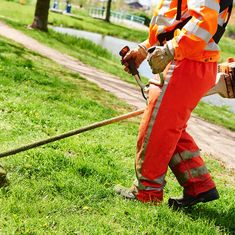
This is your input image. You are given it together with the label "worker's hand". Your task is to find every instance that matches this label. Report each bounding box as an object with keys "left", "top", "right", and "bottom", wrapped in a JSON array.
[
  {"left": 147, "top": 44, "right": 174, "bottom": 74},
  {"left": 122, "top": 44, "right": 147, "bottom": 74}
]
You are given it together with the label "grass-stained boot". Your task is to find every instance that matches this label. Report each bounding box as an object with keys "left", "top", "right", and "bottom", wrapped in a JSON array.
[
  {"left": 168, "top": 187, "right": 220, "bottom": 209},
  {"left": 0, "top": 164, "right": 7, "bottom": 188},
  {"left": 114, "top": 185, "right": 136, "bottom": 200}
]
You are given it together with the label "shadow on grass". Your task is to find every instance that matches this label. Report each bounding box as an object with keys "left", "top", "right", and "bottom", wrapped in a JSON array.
[{"left": 184, "top": 206, "right": 235, "bottom": 234}]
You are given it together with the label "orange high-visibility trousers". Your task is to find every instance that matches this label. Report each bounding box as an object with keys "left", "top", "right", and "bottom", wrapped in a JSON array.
[{"left": 134, "top": 59, "right": 217, "bottom": 203}]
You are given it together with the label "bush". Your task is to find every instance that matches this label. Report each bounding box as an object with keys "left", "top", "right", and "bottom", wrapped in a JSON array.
[{"left": 134, "top": 12, "right": 151, "bottom": 27}]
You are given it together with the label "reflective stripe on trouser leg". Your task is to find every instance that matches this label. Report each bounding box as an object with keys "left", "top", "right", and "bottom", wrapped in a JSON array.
[
  {"left": 134, "top": 84, "right": 164, "bottom": 202},
  {"left": 169, "top": 130, "right": 216, "bottom": 197},
  {"left": 134, "top": 59, "right": 217, "bottom": 203}
]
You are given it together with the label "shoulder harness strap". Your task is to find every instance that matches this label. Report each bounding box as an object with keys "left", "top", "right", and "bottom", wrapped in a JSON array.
[
  {"left": 159, "top": 0, "right": 233, "bottom": 44},
  {"left": 213, "top": 1, "right": 233, "bottom": 43},
  {"left": 176, "top": 0, "right": 182, "bottom": 20}
]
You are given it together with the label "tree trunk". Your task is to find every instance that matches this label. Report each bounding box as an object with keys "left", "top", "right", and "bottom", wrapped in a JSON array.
[
  {"left": 31, "top": 0, "right": 50, "bottom": 31},
  {"left": 105, "top": 0, "right": 112, "bottom": 22}
]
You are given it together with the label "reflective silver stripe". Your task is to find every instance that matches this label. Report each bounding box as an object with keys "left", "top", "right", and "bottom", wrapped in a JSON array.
[
  {"left": 145, "top": 186, "right": 163, "bottom": 191},
  {"left": 188, "top": 0, "right": 219, "bottom": 13},
  {"left": 158, "top": 0, "right": 171, "bottom": 16},
  {"left": 181, "top": 11, "right": 191, "bottom": 19},
  {"left": 218, "top": 15, "right": 224, "bottom": 26},
  {"left": 183, "top": 20, "right": 212, "bottom": 43},
  {"left": 166, "top": 40, "right": 175, "bottom": 56},
  {"left": 150, "top": 15, "right": 158, "bottom": 26},
  {"left": 175, "top": 18, "right": 202, "bottom": 43},
  {"left": 181, "top": 150, "right": 200, "bottom": 161},
  {"left": 139, "top": 62, "right": 176, "bottom": 169},
  {"left": 174, "top": 165, "right": 209, "bottom": 185},
  {"left": 190, "top": 166, "right": 208, "bottom": 178},
  {"left": 134, "top": 179, "right": 164, "bottom": 191},
  {"left": 157, "top": 25, "right": 165, "bottom": 34},
  {"left": 169, "top": 150, "right": 201, "bottom": 168},
  {"left": 137, "top": 172, "right": 166, "bottom": 185},
  {"left": 157, "top": 15, "right": 177, "bottom": 27},
  {"left": 205, "top": 42, "right": 220, "bottom": 51},
  {"left": 175, "top": 31, "right": 185, "bottom": 44}
]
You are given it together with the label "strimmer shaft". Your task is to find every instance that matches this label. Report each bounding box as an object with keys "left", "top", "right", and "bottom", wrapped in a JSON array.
[{"left": 0, "top": 109, "right": 145, "bottom": 159}]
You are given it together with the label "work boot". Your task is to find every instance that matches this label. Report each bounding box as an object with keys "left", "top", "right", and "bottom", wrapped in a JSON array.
[
  {"left": 114, "top": 185, "right": 136, "bottom": 200},
  {"left": 0, "top": 164, "right": 7, "bottom": 188},
  {"left": 168, "top": 187, "right": 220, "bottom": 209}
]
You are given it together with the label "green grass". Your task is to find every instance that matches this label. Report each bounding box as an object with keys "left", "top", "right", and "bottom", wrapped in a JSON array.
[
  {"left": 0, "top": 18, "right": 141, "bottom": 90},
  {"left": 0, "top": 0, "right": 143, "bottom": 86},
  {"left": 219, "top": 37, "right": 235, "bottom": 61},
  {"left": 195, "top": 102, "right": 235, "bottom": 131},
  {"left": 0, "top": 34, "right": 235, "bottom": 235}
]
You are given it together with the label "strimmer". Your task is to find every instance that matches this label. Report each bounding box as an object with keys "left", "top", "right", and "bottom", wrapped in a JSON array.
[{"left": 0, "top": 48, "right": 234, "bottom": 158}]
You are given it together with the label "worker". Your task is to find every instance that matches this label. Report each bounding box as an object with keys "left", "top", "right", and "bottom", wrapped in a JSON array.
[
  {"left": 115, "top": 0, "right": 232, "bottom": 208},
  {"left": 65, "top": 1, "right": 72, "bottom": 14},
  {"left": 0, "top": 164, "right": 7, "bottom": 188}
]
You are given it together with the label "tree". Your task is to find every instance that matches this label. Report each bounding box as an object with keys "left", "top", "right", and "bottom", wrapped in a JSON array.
[
  {"left": 105, "top": 0, "right": 112, "bottom": 22},
  {"left": 30, "top": 0, "right": 51, "bottom": 32}
]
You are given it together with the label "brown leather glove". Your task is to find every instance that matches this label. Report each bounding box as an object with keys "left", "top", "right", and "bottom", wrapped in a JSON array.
[
  {"left": 123, "top": 43, "right": 147, "bottom": 73},
  {"left": 147, "top": 44, "right": 174, "bottom": 74}
]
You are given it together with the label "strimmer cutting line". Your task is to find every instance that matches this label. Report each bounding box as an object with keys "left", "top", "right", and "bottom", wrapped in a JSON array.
[{"left": 0, "top": 108, "right": 144, "bottom": 158}]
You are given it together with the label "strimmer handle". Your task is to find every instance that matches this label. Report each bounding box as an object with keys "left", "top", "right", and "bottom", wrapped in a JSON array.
[
  {"left": 119, "top": 46, "right": 147, "bottom": 100},
  {"left": 119, "top": 46, "right": 139, "bottom": 76}
]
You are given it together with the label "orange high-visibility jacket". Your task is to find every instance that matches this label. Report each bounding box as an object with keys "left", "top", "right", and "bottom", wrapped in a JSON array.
[{"left": 146, "top": 0, "right": 229, "bottom": 62}]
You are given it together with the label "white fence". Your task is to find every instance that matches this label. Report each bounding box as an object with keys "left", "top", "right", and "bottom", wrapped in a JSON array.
[{"left": 89, "top": 7, "right": 145, "bottom": 25}]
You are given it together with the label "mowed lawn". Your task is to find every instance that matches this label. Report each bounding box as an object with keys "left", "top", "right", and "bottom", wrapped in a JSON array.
[{"left": 0, "top": 33, "right": 235, "bottom": 234}]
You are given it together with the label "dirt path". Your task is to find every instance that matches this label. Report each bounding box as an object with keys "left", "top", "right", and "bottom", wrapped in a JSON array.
[{"left": 0, "top": 22, "right": 234, "bottom": 169}]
